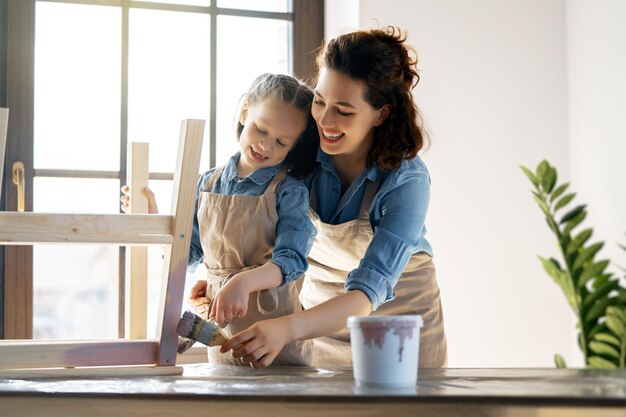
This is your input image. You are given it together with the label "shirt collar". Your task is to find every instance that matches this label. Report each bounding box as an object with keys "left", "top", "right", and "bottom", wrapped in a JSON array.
[
  {"left": 316, "top": 146, "right": 380, "bottom": 183},
  {"left": 222, "top": 152, "right": 282, "bottom": 185}
]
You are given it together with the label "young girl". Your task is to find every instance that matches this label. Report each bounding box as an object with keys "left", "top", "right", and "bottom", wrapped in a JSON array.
[
  {"left": 122, "top": 73, "right": 318, "bottom": 365},
  {"left": 221, "top": 27, "right": 448, "bottom": 369}
]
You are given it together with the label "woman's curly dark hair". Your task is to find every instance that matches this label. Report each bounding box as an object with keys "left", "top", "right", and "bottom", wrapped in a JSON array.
[
  {"left": 236, "top": 73, "right": 319, "bottom": 180},
  {"left": 314, "top": 26, "right": 429, "bottom": 170}
]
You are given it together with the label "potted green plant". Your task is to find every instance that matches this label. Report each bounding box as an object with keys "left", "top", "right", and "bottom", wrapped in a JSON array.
[{"left": 520, "top": 160, "right": 626, "bottom": 368}]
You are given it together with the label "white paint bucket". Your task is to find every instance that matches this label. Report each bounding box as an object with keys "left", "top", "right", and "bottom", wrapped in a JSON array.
[{"left": 347, "top": 315, "right": 423, "bottom": 387}]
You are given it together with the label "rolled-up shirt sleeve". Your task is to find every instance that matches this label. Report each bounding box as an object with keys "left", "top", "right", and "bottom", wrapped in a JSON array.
[
  {"left": 345, "top": 171, "right": 431, "bottom": 310},
  {"left": 271, "top": 178, "right": 316, "bottom": 284}
]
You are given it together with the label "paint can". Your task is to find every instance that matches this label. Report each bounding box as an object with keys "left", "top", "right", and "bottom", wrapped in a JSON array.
[{"left": 347, "top": 315, "right": 423, "bottom": 387}]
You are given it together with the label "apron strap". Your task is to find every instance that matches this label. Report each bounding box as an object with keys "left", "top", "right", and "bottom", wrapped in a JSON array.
[
  {"left": 265, "top": 169, "right": 287, "bottom": 195},
  {"left": 202, "top": 166, "right": 225, "bottom": 193},
  {"left": 358, "top": 178, "right": 380, "bottom": 221},
  {"left": 256, "top": 288, "right": 280, "bottom": 316}
]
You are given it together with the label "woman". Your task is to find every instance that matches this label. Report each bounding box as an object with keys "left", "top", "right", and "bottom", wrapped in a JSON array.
[{"left": 221, "top": 26, "right": 447, "bottom": 368}]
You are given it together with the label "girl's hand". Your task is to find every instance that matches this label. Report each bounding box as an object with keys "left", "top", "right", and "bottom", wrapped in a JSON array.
[
  {"left": 220, "top": 317, "right": 292, "bottom": 369},
  {"left": 188, "top": 279, "right": 211, "bottom": 320},
  {"left": 209, "top": 274, "right": 250, "bottom": 324},
  {"left": 120, "top": 185, "right": 159, "bottom": 214}
]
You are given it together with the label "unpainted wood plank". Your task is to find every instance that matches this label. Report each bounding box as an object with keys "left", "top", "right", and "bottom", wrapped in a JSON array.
[
  {"left": 0, "top": 365, "right": 183, "bottom": 379},
  {"left": 0, "top": 108, "right": 8, "bottom": 194},
  {"left": 126, "top": 142, "right": 149, "bottom": 339},
  {"left": 0, "top": 340, "right": 158, "bottom": 369},
  {"left": 0, "top": 212, "right": 173, "bottom": 245},
  {"left": 156, "top": 119, "right": 204, "bottom": 366}
]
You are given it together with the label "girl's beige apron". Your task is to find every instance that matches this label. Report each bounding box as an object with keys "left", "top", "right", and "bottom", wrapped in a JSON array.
[
  {"left": 197, "top": 167, "right": 312, "bottom": 365},
  {"left": 301, "top": 180, "right": 447, "bottom": 368}
]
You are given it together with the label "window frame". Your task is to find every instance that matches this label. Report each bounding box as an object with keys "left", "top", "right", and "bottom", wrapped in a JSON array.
[{"left": 0, "top": 0, "right": 323, "bottom": 339}]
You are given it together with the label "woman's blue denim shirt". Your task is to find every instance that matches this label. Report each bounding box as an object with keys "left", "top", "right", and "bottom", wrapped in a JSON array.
[
  {"left": 188, "top": 152, "right": 315, "bottom": 284},
  {"left": 308, "top": 148, "right": 433, "bottom": 310}
]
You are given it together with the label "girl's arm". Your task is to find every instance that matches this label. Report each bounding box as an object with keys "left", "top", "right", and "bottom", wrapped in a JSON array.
[
  {"left": 209, "top": 262, "right": 283, "bottom": 323},
  {"left": 211, "top": 177, "right": 314, "bottom": 323},
  {"left": 221, "top": 289, "right": 371, "bottom": 368},
  {"left": 270, "top": 177, "right": 316, "bottom": 283}
]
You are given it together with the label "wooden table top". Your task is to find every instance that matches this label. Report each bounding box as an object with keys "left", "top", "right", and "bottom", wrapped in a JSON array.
[{"left": 0, "top": 365, "right": 624, "bottom": 417}]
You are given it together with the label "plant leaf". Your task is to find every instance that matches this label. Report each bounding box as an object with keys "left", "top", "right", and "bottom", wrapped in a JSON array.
[
  {"left": 538, "top": 256, "right": 577, "bottom": 303},
  {"left": 567, "top": 228, "right": 593, "bottom": 255},
  {"left": 605, "top": 316, "right": 626, "bottom": 337},
  {"left": 546, "top": 217, "right": 559, "bottom": 235},
  {"left": 520, "top": 165, "right": 540, "bottom": 188},
  {"left": 542, "top": 166, "right": 557, "bottom": 193},
  {"left": 573, "top": 242, "right": 605, "bottom": 271},
  {"left": 560, "top": 204, "right": 586, "bottom": 224},
  {"left": 588, "top": 356, "right": 617, "bottom": 368},
  {"left": 533, "top": 195, "right": 551, "bottom": 217},
  {"left": 582, "top": 278, "right": 619, "bottom": 309},
  {"left": 549, "top": 182, "right": 569, "bottom": 204},
  {"left": 584, "top": 298, "right": 611, "bottom": 324},
  {"left": 577, "top": 260, "right": 610, "bottom": 289},
  {"left": 562, "top": 210, "right": 587, "bottom": 236},
  {"left": 554, "top": 353, "right": 567, "bottom": 368},
  {"left": 536, "top": 160, "right": 550, "bottom": 182},
  {"left": 554, "top": 193, "right": 576, "bottom": 212},
  {"left": 589, "top": 341, "right": 621, "bottom": 359},
  {"left": 594, "top": 332, "right": 622, "bottom": 347},
  {"left": 606, "top": 306, "right": 626, "bottom": 324}
]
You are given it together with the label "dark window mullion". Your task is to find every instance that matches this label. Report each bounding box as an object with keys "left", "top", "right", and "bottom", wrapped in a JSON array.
[{"left": 209, "top": 3, "right": 217, "bottom": 168}]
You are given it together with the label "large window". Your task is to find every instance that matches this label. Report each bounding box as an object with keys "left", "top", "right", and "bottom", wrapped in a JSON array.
[{"left": 1, "top": 0, "right": 322, "bottom": 340}]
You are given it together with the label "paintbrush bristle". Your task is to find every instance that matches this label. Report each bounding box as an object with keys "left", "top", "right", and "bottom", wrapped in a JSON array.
[
  {"left": 176, "top": 310, "right": 197, "bottom": 338},
  {"left": 176, "top": 310, "right": 228, "bottom": 354}
]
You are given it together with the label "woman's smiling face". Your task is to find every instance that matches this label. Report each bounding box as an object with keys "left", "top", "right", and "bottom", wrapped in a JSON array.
[{"left": 311, "top": 68, "right": 387, "bottom": 159}]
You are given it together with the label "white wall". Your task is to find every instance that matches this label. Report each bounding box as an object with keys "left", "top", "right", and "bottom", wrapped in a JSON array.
[
  {"left": 566, "top": 0, "right": 626, "bottom": 275},
  {"left": 324, "top": 0, "right": 625, "bottom": 368}
]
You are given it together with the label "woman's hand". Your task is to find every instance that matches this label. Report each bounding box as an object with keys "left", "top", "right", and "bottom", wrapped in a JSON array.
[
  {"left": 187, "top": 279, "right": 211, "bottom": 320},
  {"left": 120, "top": 185, "right": 159, "bottom": 214},
  {"left": 220, "top": 316, "right": 293, "bottom": 369},
  {"left": 210, "top": 274, "right": 251, "bottom": 324}
]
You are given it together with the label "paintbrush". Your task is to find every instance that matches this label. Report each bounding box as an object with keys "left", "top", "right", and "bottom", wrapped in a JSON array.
[{"left": 176, "top": 310, "right": 229, "bottom": 354}]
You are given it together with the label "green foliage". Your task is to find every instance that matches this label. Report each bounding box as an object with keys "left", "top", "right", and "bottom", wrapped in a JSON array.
[{"left": 520, "top": 160, "right": 626, "bottom": 368}]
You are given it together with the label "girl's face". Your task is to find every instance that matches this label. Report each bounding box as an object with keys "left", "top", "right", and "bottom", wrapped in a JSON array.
[
  {"left": 237, "top": 98, "right": 306, "bottom": 177},
  {"left": 311, "top": 68, "right": 388, "bottom": 158}
]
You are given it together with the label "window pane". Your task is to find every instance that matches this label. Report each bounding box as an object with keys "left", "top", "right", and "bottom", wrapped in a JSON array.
[
  {"left": 32, "top": 178, "right": 121, "bottom": 340},
  {"left": 129, "top": 9, "right": 211, "bottom": 173},
  {"left": 33, "top": 177, "right": 120, "bottom": 214},
  {"left": 143, "top": 0, "right": 211, "bottom": 6},
  {"left": 218, "top": 0, "right": 290, "bottom": 13},
  {"left": 33, "top": 245, "right": 119, "bottom": 339},
  {"left": 216, "top": 15, "right": 290, "bottom": 165},
  {"left": 34, "top": 2, "right": 121, "bottom": 171}
]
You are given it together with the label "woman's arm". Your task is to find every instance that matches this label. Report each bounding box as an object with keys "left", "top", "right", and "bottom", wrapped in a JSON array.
[{"left": 345, "top": 172, "right": 431, "bottom": 310}]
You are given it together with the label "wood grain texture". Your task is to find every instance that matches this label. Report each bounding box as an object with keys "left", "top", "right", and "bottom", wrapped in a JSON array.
[
  {"left": 126, "top": 142, "right": 149, "bottom": 339},
  {"left": 0, "top": 365, "right": 182, "bottom": 379},
  {"left": 0, "top": 398, "right": 622, "bottom": 417},
  {"left": 0, "top": 212, "right": 173, "bottom": 244},
  {"left": 155, "top": 119, "right": 204, "bottom": 366},
  {"left": 0, "top": 108, "right": 8, "bottom": 193},
  {"left": 0, "top": 340, "right": 158, "bottom": 369}
]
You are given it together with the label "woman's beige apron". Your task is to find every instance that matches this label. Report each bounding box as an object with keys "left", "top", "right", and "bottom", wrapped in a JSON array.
[
  {"left": 197, "top": 167, "right": 313, "bottom": 365},
  {"left": 300, "top": 179, "right": 447, "bottom": 367}
]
